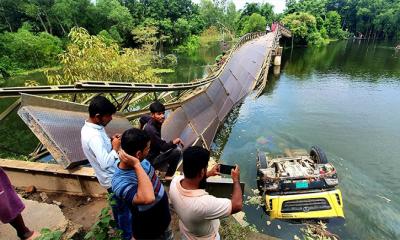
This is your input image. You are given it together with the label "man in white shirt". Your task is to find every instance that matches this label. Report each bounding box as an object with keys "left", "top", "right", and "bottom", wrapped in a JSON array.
[
  {"left": 169, "top": 146, "right": 243, "bottom": 240},
  {"left": 81, "top": 96, "right": 132, "bottom": 239}
]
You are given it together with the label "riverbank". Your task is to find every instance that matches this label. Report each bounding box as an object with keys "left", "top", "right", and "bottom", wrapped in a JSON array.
[{"left": 10, "top": 66, "right": 60, "bottom": 77}]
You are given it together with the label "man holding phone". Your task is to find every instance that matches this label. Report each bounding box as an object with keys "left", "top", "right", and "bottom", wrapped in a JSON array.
[
  {"left": 169, "top": 146, "right": 243, "bottom": 240},
  {"left": 144, "top": 101, "right": 183, "bottom": 177}
]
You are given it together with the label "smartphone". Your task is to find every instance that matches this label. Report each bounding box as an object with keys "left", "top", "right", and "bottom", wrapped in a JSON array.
[{"left": 219, "top": 164, "right": 235, "bottom": 175}]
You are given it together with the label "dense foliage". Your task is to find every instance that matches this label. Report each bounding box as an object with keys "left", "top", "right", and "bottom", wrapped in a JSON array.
[
  {"left": 0, "top": 23, "right": 62, "bottom": 70},
  {"left": 1, "top": 0, "right": 399, "bottom": 77},
  {"left": 285, "top": 0, "right": 400, "bottom": 45},
  {"left": 0, "top": 0, "right": 278, "bottom": 76}
]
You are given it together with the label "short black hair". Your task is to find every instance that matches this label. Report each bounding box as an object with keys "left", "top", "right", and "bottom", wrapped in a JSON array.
[
  {"left": 149, "top": 101, "right": 165, "bottom": 113},
  {"left": 183, "top": 146, "right": 210, "bottom": 179},
  {"left": 121, "top": 128, "right": 150, "bottom": 156},
  {"left": 88, "top": 96, "right": 116, "bottom": 117}
]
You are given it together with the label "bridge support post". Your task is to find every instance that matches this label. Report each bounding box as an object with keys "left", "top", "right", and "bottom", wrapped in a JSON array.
[
  {"left": 273, "top": 46, "right": 283, "bottom": 66},
  {"left": 273, "top": 65, "right": 281, "bottom": 75}
]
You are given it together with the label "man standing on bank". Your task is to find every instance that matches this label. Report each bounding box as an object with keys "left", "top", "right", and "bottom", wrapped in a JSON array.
[
  {"left": 169, "top": 146, "right": 243, "bottom": 239},
  {"left": 144, "top": 101, "right": 183, "bottom": 176},
  {"left": 112, "top": 128, "right": 172, "bottom": 239},
  {"left": 80, "top": 96, "right": 132, "bottom": 239}
]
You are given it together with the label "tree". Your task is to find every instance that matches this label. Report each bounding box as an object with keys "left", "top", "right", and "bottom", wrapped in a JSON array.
[
  {"left": 241, "top": 3, "right": 260, "bottom": 18},
  {"left": 241, "top": 13, "right": 266, "bottom": 35},
  {"left": 174, "top": 18, "right": 191, "bottom": 44},
  {"left": 324, "top": 11, "right": 345, "bottom": 39},
  {"left": 282, "top": 12, "right": 326, "bottom": 45},
  {"left": 260, "top": 3, "right": 274, "bottom": 23},
  {"left": 47, "top": 27, "right": 160, "bottom": 85},
  {"left": 0, "top": 23, "right": 62, "bottom": 69},
  {"left": 199, "top": 0, "right": 223, "bottom": 28},
  {"left": 51, "top": 0, "right": 92, "bottom": 35}
]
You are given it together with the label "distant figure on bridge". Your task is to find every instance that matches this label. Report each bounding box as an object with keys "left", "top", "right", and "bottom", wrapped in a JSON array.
[
  {"left": 265, "top": 25, "right": 271, "bottom": 33},
  {"left": 0, "top": 167, "right": 39, "bottom": 240},
  {"left": 143, "top": 101, "right": 183, "bottom": 177},
  {"left": 396, "top": 44, "right": 400, "bottom": 50},
  {"left": 271, "top": 22, "right": 277, "bottom": 32},
  {"left": 169, "top": 146, "right": 243, "bottom": 239},
  {"left": 80, "top": 96, "right": 132, "bottom": 239}
]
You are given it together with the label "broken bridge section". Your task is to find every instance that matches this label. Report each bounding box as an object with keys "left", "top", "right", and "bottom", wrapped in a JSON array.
[
  {"left": 3, "top": 26, "right": 291, "bottom": 169},
  {"left": 17, "top": 94, "right": 132, "bottom": 168},
  {"left": 162, "top": 34, "right": 276, "bottom": 149}
]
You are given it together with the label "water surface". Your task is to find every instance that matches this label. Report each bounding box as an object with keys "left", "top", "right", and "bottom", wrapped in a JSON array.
[{"left": 213, "top": 40, "right": 400, "bottom": 239}]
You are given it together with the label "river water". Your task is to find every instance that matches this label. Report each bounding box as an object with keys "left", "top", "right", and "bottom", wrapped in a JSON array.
[
  {"left": 213, "top": 40, "right": 400, "bottom": 239},
  {"left": 1, "top": 40, "right": 399, "bottom": 239}
]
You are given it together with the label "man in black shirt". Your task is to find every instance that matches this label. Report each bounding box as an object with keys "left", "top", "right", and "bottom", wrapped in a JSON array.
[{"left": 143, "top": 101, "right": 183, "bottom": 176}]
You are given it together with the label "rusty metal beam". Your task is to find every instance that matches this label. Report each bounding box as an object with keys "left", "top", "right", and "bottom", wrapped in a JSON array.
[{"left": 0, "top": 98, "right": 21, "bottom": 121}]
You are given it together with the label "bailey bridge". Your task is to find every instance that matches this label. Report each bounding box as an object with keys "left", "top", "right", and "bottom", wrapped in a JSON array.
[{"left": 0, "top": 25, "right": 291, "bottom": 197}]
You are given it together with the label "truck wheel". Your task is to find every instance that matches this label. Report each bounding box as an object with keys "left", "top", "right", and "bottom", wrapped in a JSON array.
[
  {"left": 310, "top": 146, "right": 328, "bottom": 164},
  {"left": 257, "top": 151, "right": 268, "bottom": 168}
]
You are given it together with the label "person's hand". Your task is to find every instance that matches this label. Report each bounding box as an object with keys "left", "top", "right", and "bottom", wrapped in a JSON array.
[
  {"left": 119, "top": 150, "right": 141, "bottom": 168},
  {"left": 111, "top": 135, "right": 121, "bottom": 151},
  {"left": 112, "top": 134, "right": 121, "bottom": 139},
  {"left": 207, "top": 164, "right": 220, "bottom": 177},
  {"left": 173, "top": 138, "right": 184, "bottom": 147},
  {"left": 231, "top": 164, "right": 240, "bottom": 183}
]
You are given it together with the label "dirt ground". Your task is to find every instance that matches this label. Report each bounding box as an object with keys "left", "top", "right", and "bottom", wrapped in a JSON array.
[
  {"left": 17, "top": 188, "right": 107, "bottom": 231},
  {"left": 15, "top": 188, "right": 275, "bottom": 240},
  {"left": 16, "top": 188, "right": 182, "bottom": 238}
]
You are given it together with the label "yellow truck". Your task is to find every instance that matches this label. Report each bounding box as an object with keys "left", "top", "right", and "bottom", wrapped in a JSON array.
[{"left": 257, "top": 146, "right": 345, "bottom": 219}]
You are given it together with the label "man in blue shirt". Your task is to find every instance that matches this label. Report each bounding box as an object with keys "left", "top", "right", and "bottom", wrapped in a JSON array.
[{"left": 112, "top": 128, "right": 172, "bottom": 239}]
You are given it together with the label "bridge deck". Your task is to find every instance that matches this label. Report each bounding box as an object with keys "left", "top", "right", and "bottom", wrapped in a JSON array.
[{"left": 162, "top": 33, "right": 277, "bottom": 149}]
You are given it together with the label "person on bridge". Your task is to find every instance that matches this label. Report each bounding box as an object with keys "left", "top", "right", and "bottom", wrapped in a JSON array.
[
  {"left": 0, "top": 167, "right": 39, "bottom": 240},
  {"left": 80, "top": 96, "right": 132, "bottom": 239},
  {"left": 112, "top": 128, "right": 172, "bottom": 239},
  {"left": 143, "top": 101, "right": 183, "bottom": 177},
  {"left": 271, "top": 22, "right": 277, "bottom": 32},
  {"left": 265, "top": 24, "right": 271, "bottom": 33},
  {"left": 169, "top": 146, "right": 243, "bottom": 240}
]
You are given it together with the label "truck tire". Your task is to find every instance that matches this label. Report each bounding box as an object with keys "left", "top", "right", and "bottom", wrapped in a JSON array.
[
  {"left": 310, "top": 145, "right": 328, "bottom": 164},
  {"left": 257, "top": 151, "right": 268, "bottom": 168}
]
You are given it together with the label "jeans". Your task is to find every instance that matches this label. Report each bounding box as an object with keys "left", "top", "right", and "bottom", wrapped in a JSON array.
[
  {"left": 152, "top": 148, "right": 182, "bottom": 176},
  {"left": 108, "top": 188, "right": 133, "bottom": 240}
]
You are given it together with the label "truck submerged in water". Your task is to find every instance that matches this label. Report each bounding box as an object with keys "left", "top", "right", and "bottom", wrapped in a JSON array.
[{"left": 257, "top": 146, "right": 345, "bottom": 220}]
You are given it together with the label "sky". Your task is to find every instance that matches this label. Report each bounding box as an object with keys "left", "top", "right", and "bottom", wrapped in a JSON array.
[
  {"left": 233, "top": 0, "right": 285, "bottom": 12},
  {"left": 192, "top": 0, "right": 286, "bottom": 13}
]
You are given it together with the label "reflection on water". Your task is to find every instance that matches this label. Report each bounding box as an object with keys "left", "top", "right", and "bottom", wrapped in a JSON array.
[{"left": 213, "top": 40, "right": 400, "bottom": 239}]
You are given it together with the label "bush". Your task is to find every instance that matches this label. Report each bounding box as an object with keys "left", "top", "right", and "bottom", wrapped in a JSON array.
[
  {"left": 0, "top": 24, "right": 62, "bottom": 70},
  {"left": 0, "top": 56, "right": 14, "bottom": 78},
  {"left": 174, "top": 35, "right": 200, "bottom": 54},
  {"left": 282, "top": 12, "right": 330, "bottom": 46},
  {"left": 36, "top": 228, "right": 63, "bottom": 240},
  {"left": 319, "top": 27, "right": 328, "bottom": 39},
  {"left": 307, "top": 31, "right": 327, "bottom": 46},
  {"left": 199, "top": 26, "right": 221, "bottom": 45},
  {"left": 47, "top": 27, "right": 160, "bottom": 85},
  {"left": 163, "top": 54, "right": 177, "bottom": 68},
  {"left": 241, "top": 13, "right": 267, "bottom": 35}
]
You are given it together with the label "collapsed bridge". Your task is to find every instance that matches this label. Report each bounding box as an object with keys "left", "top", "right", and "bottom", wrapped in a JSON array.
[{"left": 0, "top": 25, "right": 291, "bottom": 196}]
